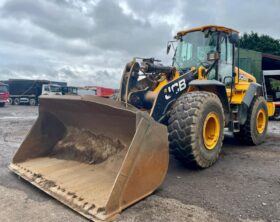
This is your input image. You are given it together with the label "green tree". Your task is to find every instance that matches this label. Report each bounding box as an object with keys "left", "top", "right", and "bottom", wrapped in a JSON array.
[{"left": 239, "top": 32, "right": 280, "bottom": 56}]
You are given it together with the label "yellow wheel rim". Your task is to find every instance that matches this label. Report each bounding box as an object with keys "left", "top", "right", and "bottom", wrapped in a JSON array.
[
  {"left": 256, "top": 108, "right": 266, "bottom": 134},
  {"left": 203, "top": 112, "right": 220, "bottom": 150}
]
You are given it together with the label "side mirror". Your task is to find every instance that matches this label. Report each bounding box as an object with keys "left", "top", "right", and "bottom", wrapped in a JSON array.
[
  {"left": 207, "top": 51, "right": 220, "bottom": 61},
  {"left": 167, "top": 43, "right": 171, "bottom": 54},
  {"left": 229, "top": 32, "right": 239, "bottom": 44}
]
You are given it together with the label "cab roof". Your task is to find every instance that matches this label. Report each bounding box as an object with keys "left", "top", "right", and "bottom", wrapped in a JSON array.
[{"left": 176, "top": 25, "right": 239, "bottom": 37}]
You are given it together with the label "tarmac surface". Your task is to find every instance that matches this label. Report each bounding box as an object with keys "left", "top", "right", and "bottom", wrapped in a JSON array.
[{"left": 0, "top": 105, "right": 279, "bottom": 222}]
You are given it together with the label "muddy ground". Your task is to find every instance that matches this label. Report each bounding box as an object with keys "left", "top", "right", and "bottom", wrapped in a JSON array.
[{"left": 0, "top": 105, "right": 279, "bottom": 222}]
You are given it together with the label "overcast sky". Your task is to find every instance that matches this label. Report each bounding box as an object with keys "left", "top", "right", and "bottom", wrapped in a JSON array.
[{"left": 0, "top": 0, "right": 279, "bottom": 88}]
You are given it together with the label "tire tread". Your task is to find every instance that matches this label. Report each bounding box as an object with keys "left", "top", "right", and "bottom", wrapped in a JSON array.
[{"left": 168, "top": 91, "right": 224, "bottom": 168}]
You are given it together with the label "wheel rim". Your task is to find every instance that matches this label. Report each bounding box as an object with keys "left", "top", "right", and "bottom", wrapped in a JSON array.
[
  {"left": 203, "top": 112, "right": 220, "bottom": 150},
  {"left": 256, "top": 108, "right": 266, "bottom": 134}
]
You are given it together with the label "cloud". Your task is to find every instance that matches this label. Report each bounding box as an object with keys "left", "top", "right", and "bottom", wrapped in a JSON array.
[
  {"left": 1, "top": 0, "right": 95, "bottom": 39},
  {"left": 87, "top": 0, "right": 172, "bottom": 56},
  {"left": 0, "top": 0, "right": 279, "bottom": 88}
]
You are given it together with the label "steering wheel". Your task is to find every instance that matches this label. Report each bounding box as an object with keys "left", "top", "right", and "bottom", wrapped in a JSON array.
[{"left": 191, "top": 57, "right": 211, "bottom": 69}]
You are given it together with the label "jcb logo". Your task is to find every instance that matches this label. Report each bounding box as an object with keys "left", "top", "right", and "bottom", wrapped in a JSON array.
[{"left": 164, "top": 79, "right": 187, "bottom": 100}]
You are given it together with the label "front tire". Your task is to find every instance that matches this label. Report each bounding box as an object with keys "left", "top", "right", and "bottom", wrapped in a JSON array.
[
  {"left": 168, "top": 91, "right": 224, "bottom": 168},
  {"left": 9, "top": 98, "right": 14, "bottom": 105},
  {"left": 234, "top": 97, "right": 268, "bottom": 145}
]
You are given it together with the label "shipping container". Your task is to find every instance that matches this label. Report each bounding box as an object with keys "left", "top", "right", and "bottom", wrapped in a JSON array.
[{"left": 239, "top": 48, "right": 263, "bottom": 83}]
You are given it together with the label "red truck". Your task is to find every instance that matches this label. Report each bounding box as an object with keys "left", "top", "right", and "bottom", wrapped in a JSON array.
[
  {"left": 80, "top": 86, "right": 117, "bottom": 98},
  {"left": 0, "top": 82, "right": 9, "bottom": 107},
  {"left": 95, "top": 87, "right": 115, "bottom": 97}
]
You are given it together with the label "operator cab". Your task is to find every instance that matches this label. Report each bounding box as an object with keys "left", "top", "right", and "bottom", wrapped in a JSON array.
[
  {"left": 42, "top": 84, "right": 63, "bottom": 95},
  {"left": 170, "top": 25, "right": 239, "bottom": 86}
]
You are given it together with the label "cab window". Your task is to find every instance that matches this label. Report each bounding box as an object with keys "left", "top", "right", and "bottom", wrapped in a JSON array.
[
  {"left": 44, "top": 85, "right": 50, "bottom": 91},
  {"left": 219, "top": 34, "right": 233, "bottom": 84}
]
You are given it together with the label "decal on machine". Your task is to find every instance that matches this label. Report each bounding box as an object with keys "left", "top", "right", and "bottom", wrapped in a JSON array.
[
  {"left": 239, "top": 74, "right": 248, "bottom": 81},
  {"left": 164, "top": 79, "right": 187, "bottom": 100}
]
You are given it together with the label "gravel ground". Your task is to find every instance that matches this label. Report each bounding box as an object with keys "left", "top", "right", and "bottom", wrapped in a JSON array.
[{"left": 0, "top": 105, "right": 279, "bottom": 222}]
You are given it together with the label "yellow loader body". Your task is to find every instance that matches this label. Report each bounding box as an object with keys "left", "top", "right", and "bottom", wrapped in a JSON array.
[{"left": 9, "top": 24, "right": 275, "bottom": 222}]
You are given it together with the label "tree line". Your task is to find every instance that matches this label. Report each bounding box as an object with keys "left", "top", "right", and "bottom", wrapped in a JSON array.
[{"left": 239, "top": 32, "right": 280, "bottom": 56}]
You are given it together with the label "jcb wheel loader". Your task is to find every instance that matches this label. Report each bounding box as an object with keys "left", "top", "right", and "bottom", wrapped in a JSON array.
[{"left": 9, "top": 25, "right": 275, "bottom": 221}]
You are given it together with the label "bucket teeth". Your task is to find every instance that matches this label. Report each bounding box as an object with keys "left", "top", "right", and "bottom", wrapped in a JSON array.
[{"left": 10, "top": 163, "right": 99, "bottom": 217}]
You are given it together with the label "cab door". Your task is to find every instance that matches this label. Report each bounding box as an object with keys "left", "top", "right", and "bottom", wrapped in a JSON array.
[{"left": 219, "top": 33, "right": 234, "bottom": 85}]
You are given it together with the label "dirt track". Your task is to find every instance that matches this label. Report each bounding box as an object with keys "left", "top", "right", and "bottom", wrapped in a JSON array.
[{"left": 0, "top": 105, "right": 280, "bottom": 222}]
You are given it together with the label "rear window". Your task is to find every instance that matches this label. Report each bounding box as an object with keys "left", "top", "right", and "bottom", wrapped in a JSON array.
[{"left": 0, "top": 85, "right": 8, "bottom": 92}]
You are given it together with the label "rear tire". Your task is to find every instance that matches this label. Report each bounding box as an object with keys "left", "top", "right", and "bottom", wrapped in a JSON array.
[
  {"left": 234, "top": 97, "right": 268, "bottom": 145},
  {"left": 14, "top": 98, "right": 20, "bottom": 105},
  {"left": 273, "top": 108, "right": 280, "bottom": 120},
  {"left": 29, "top": 98, "right": 37, "bottom": 106},
  {"left": 0, "top": 103, "right": 4, "bottom": 107},
  {"left": 168, "top": 91, "right": 224, "bottom": 168}
]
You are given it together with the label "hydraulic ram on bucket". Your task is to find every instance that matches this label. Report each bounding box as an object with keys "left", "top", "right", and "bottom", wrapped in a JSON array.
[{"left": 9, "top": 95, "right": 168, "bottom": 221}]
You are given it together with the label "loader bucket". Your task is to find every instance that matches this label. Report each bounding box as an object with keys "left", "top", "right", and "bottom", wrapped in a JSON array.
[{"left": 9, "top": 95, "right": 168, "bottom": 221}]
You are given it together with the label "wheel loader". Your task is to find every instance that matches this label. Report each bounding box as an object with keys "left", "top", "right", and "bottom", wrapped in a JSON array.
[{"left": 9, "top": 25, "right": 275, "bottom": 221}]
